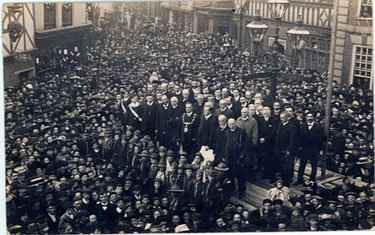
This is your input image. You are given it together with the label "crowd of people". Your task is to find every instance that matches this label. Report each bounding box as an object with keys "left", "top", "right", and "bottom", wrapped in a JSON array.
[{"left": 5, "top": 16, "right": 374, "bottom": 234}]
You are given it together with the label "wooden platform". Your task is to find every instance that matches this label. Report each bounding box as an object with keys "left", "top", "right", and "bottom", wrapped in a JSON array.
[{"left": 230, "top": 159, "right": 345, "bottom": 211}]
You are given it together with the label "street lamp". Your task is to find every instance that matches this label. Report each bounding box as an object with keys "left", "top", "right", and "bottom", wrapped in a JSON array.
[
  {"left": 267, "top": 0, "right": 289, "bottom": 19},
  {"left": 267, "top": 0, "right": 289, "bottom": 56},
  {"left": 246, "top": 9, "right": 268, "bottom": 56},
  {"left": 286, "top": 14, "right": 310, "bottom": 68},
  {"left": 265, "top": 0, "right": 290, "bottom": 101}
]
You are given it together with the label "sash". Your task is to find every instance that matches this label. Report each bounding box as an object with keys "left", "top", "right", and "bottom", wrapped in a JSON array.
[
  {"left": 120, "top": 99, "right": 127, "bottom": 114},
  {"left": 128, "top": 103, "right": 140, "bottom": 119}
]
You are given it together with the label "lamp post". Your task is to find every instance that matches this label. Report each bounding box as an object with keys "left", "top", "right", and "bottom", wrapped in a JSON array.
[
  {"left": 245, "top": 0, "right": 310, "bottom": 102},
  {"left": 267, "top": 0, "right": 290, "bottom": 101},
  {"left": 238, "top": 0, "right": 248, "bottom": 51},
  {"left": 246, "top": 9, "right": 268, "bottom": 56},
  {"left": 286, "top": 14, "right": 311, "bottom": 68},
  {"left": 267, "top": 0, "right": 289, "bottom": 57}
]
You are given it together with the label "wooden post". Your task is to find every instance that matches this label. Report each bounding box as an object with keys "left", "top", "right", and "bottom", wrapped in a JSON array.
[{"left": 321, "top": 0, "right": 339, "bottom": 179}]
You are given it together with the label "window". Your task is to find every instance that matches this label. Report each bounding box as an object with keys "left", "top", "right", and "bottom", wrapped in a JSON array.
[
  {"left": 87, "top": 3, "right": 93, "bottom": 21},
  {"left": 62, "top": 3, "right": 73, "bottom": 27},
  {"left": 44, "top": 3, "right": 56, "bottom": 30},
  {"left": 303, "top": 36, "right": 330, "bottom": 71},
  {"left": 352, "top": 45, "right": 372, "bottom": 89},
  {"left": 359, "top": 0, "right": 372, "bottom": 19}
]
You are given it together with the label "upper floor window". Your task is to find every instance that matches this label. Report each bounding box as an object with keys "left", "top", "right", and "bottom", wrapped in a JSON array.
[
  {"left": 62, "top": 3, "right": 73, "bottom": 26},
  {"left": 359, "top": 0, "right": 372, "bottom": 19},
  {"left": 44, "top": 3, "right": 56, "bottom": 30},
  {"left": 87, "top": 3, "right": 93, "bottom": 21},
  {"left": 352, "top": 45, "right": 372, "bottom": 89}
]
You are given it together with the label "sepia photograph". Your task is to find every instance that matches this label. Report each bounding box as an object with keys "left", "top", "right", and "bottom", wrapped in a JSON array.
[{"left": 2, "top": 0, "right": 374, "bottom": 234}]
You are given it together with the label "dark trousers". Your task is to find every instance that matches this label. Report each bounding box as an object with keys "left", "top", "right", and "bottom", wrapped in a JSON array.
[
  {"left": 236, "top": 164, "right": 247, "bottom": 193},
  {"left": 260, "top": 146, "right": 274, "bottom": 180},
  {"left": 274, "top": 152, "right": 294, "bottom": 186},
  {"left": 228, "top": 161, "right": 246, "bottom": 193},
  {"left": 244, "top": 146, "right": 255, "bottom": 180},
  {"left": 297, "top": 155, "right": 318, "bottom": 182},
  {"left": 157, "top": 131, "right": 168, "bottom": 147}
]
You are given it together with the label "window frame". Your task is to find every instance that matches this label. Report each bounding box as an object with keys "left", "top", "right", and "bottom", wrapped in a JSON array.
[
  {"left": 350, "top": 44, "right": 373, "bottom": 89},
  {"left": 44, "top": 3, "right": 56, "bottom": 30},
  {"left": 357, "top": 0, "right": 373, "bottom": 20},
  {"left": 62, "top": 3, "right": 73, "bottom": 27}
]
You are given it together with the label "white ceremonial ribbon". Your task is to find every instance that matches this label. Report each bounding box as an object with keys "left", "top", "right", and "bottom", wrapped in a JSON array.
[
  {"left": 128, "top": 103, "right": 140, "bottom": 119},
  {"left": 120, "top": 99, "right": 127, "bottom": 114}
]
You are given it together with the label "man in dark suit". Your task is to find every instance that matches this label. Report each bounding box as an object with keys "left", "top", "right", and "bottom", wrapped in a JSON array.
[
  {"left": 224, "top": 118, "right": 246, "bottom": 198},
  {"left": 141, "top": 93, "right": 158, "bottom": 139},
  {"left": 213, "top": 115, "right": 228, "bottom": 164},
  {"left": 197, "top": 106, "right": 216, "bottom": 149},
  {"left": 231, "top": 89, "right": 242, "bottom": 119},
  {"left": 285, "top": 105, "right": 301, "bottom": 152},
  {"left": 295, "top": 112, "right": 326, "bottom": 184},
  {"left": 169, "top": 96, "right": 184, "bottom": 152},
  {"left": 46, "top": 204, "right": 59, "bottom": 234},
  {"left": 155, "top": 95, "right": 173, "bottom": 147},
  {"left": 77, "top": 131, "right": 93, "bottom": 157},
  {"left": 272, "top": 101, "right": 282, "bottom": 122},
  {"left": 258, "top": 106, "right": 278, "bottom": 182},
  {"left": 179, "top": 102, "right": 199, "bottom": 156},
  {"left": 94, "top": 192, "right": 115, "bottom": 228},
  {"left": 273, "top": 111, "right": 297, "bottom": 186}
]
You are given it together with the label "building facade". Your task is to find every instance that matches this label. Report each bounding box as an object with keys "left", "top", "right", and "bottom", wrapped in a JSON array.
[
  {"left": 2, "top": 3, "right": 37, "bottom": 87},
  {"left": 232, "top": 0, "right": 373, "bottom": 88},
  {"left": 34, "top": 3, "right": 91, "bottom": 74},
  {"left": 160, "top": 1, "right": 197, "bottom": 32},
  {"left": 233, "top": 0, "right": 333, "bottom": 72},
  {"left": 161, "top": 0, "right": 372, "bottom": 88},
  {"left": 331, "top": 0, "right": 372, "bottom": 89},
  {"left": 193, "top": 1, "right": 235, "bottom": 35},
  {"left": 2, "top": 3, "right": 92, "bottom": 87}
]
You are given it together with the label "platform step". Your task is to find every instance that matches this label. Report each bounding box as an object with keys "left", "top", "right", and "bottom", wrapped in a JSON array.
[{"left": 230, "top": 196, "right": 258, "bottom": 211}]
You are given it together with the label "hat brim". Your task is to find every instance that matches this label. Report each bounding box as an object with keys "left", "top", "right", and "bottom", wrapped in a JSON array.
[
  {"left": 168, "top": 189, "right": 184, "bottom": 193},
  {"left": 214, "top": 167, "right": 229, "bottom": 172},
  {"left": 356, "top": 160, "right": 373, "bottom": 165}
]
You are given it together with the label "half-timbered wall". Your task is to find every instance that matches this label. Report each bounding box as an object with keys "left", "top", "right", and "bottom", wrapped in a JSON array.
[
  {"left": 234, "top": 0, "right": 333, "bottom": 28},
  {"left": 2, "top": 3, "right": 36, "bottom": 57}
]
